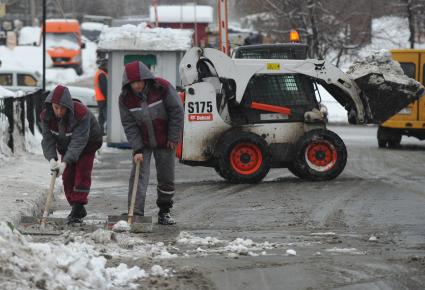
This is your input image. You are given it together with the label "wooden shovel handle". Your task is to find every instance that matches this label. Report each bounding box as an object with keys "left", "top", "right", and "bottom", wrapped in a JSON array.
[
  {"left": 128, "top": 160, "right": 141, "bottom": 225},
  {"left": 41, "top": 173, "right": 57, "bottom": 225}
]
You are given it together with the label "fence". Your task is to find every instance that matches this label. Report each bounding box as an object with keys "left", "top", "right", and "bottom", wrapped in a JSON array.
[{"left": 0, "top": 89, "right": 48, "bottom": 153}]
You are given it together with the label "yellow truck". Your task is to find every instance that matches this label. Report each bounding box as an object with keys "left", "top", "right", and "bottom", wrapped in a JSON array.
[{"left": 377, "top": 49, "right": 425, "bottom": 147}]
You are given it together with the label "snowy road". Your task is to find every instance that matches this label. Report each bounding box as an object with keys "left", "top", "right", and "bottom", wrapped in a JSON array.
[{"left": 32, "top": 126, "right": 425, "bottom": 289}]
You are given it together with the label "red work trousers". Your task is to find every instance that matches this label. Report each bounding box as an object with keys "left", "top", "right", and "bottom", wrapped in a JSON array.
[{"left": 61, "top": 151, "right": 96, "bottom": 205}]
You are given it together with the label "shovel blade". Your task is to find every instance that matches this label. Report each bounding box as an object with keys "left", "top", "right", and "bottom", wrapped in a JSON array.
[{"left": 354, "top": 73, "right": 425, "bottom": 124}]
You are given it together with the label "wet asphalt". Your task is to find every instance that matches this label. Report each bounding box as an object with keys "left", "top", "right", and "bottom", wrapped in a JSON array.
[{"left": 49, "top": 125, "right": 425, "bottom": 290}]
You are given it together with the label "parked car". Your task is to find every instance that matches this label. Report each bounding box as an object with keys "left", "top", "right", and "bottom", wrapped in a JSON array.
[
  {"left": 46, "top": 84, "right": 97, "bottom": 108},
  {"left": 0, "top": 68, "right": 41, "bottom": 93}
]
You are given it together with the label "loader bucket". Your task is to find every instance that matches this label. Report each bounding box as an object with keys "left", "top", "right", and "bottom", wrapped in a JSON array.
[{"left": 354, "top": 73, "right": 424, "bottom": 124}]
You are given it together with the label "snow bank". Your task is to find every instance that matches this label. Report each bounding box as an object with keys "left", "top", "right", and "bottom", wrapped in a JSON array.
[
  {"left": 98, "top": 23, "right": 192, "bottom": 51},
  {"left": 0, "top": 223, "right": 147, "bottom": 290}
]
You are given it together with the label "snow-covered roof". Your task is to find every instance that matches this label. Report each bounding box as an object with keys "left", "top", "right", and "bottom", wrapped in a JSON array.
[
  {"left": 149, "top": 5, "right": 213, "bottom": 24},
  {"left": 98, "top": 23, "right": 192, "bottom": 51},
  {"left": 46, "top": 19, "right": 79, "bottom": 23}
]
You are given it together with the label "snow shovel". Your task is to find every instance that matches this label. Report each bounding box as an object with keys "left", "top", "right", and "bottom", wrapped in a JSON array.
[
  {"left": 107, "top": 160, "right": 153, "bottom": 233},
  {"left": 18, "top": 172, "right": 67, "bottom": 235}
]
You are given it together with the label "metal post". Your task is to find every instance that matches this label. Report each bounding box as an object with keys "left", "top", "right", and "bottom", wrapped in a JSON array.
[
  {"left": 42, "top": 0, "right": 46, "bottom": 91},
  {"left": 194, "top": 2, "right": 198, "bottom": 47},
  {"left": 217, "top": 0, "right": 229, "bottom": 55}
]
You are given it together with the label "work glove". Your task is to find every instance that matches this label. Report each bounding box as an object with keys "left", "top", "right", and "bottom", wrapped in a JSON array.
[
  {"left": 56, "top": 162, "right": 67, "bottom": 177},
  {"left": 49, "top": 159, "right": 59, "bottom": 172}
]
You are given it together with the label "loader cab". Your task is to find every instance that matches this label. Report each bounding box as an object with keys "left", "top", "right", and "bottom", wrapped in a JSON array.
[
  {"left": 226, "top": 43, "right": 320, "bottom": 125},
  {"left": 377, "top": 49, "right": 425, "bottom": 147}
]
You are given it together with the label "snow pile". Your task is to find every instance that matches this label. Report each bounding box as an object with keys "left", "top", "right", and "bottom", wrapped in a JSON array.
[
  {"left": 347, "top": 50, "right": 410, "bottom": 82},
  {"left": 176, "top": 231, "right": 275, "bottom": 257},
  {"left": 286, "top": 249, "right": 297, "bottom": 256},
  {"left": 325, "top": 247, "right": 365, "bottom": 255},
  {"left": 150, "top": 265, "right": 172, "bottom": 278},
  {"left": 98, "top": 23, "right": 193, "bottom": 51},
  {"left": 346, "top": 49, "right": 422, "bottom": 97},
  {"left": 112, "top": 220, "right": 131, "bottom": 232},
  {"left": 0, "top": 222, "right": 147, "bottom": 290},
  {"left": 18, "top": 26, "right": 41, "bottom": 46},
  {"left": 176, "top": 231, "right": 224, "bottom": 246}
]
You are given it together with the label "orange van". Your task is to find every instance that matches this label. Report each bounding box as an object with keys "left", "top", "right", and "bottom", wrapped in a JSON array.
[{"left": 45, "top": 19, "right": 85, "bottom": 75}]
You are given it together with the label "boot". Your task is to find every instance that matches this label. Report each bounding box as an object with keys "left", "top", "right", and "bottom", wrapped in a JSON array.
[
  {"left": 67, "top": 203, "right": 87, "bottom": 224},
  {"left": 158, "top": 212, "right": 176, "bottom": 225}
]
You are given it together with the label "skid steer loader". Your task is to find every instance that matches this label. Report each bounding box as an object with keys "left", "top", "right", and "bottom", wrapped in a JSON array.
[{"left": 177, "top": 47, "right": 424, "bottom": 183}]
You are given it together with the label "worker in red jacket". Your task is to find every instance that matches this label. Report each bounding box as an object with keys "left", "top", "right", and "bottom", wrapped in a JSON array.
[{"left": 40, "top": 85, "right": 103, "bottom": 224}]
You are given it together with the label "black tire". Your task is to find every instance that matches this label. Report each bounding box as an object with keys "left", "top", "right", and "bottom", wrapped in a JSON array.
[
  {"left": 377, "top": 126, "right": 401, "bottom": 148},
  {"left": 287, "top": 164, "right": 307, "bottom": 179},
  {"left": 215, "top": 131, "right": 271, "bottom": 183},
  {"left": 290, "top": 129, "right": 347, "bottom": 181}
]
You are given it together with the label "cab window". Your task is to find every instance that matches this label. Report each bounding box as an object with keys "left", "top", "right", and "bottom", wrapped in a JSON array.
[
  {"left": 0, "top": 73, "right": 13, "bottom": 86},
  {"left": 17, "top": 74, "right": 38, "bottom": 86},
  {"left": 232, "top": 74, "right": 317, "bottom": 123},
  {"left": 399, "top": 62, "right": 416, "bottom": 79}
]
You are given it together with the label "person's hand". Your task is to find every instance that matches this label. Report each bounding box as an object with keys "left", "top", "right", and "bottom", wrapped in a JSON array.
[
  {"left": 57, "top": 162, "right": 66, "bottom": 176},
  {"left": 134, "top": 153, "right": 144, "bottom": 163},
  {"left": 167, "top": 141, "right": 178, "bottom": 150},
  {"left": 49, "top": 159, "right": 59, "bottom": 172}
]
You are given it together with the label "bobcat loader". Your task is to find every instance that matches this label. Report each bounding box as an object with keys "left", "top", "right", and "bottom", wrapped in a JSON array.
[{"left": 177, "top": 47, "right": 424, "bottom": 183}]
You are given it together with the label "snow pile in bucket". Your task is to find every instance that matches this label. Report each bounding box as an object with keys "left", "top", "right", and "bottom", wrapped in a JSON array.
[
  {"left": 98, "top": 23, "right": 193, "bottom": 51},
  {"left": 0, "top": 223, "right": 147, "bottom": 290},
  {"left": 346, "top": 50, "right": 422, "bottom": 90}
]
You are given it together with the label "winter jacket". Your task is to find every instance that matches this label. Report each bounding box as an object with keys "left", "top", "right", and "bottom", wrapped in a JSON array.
[
  {"left": 94, "top": 68, "right": 108, "bottom": 101},
  {"left": 119, "top": 61, "right": 184, "bottom": 153},
  {"left": 40, "top": 85, "right": 103, "bottom": 164}
]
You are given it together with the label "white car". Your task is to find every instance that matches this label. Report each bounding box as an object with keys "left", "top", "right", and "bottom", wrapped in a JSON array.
[
  {"left": 0, "top": 68, "right": 41, "bottom": 94},
  {"left": 47, "top": 85, "right": 97, "bottom": 108}
]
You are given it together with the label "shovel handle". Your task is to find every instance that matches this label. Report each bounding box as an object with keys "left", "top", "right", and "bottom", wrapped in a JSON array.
[
  {"left": 128, "top": 160, "right": 141, "bottom": 225},
  {"left": 41, "top": 173, "right": 57, "bottom": 225}
]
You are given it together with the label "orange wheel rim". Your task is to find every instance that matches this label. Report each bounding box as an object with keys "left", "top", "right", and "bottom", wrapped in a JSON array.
[
  {"left": 230, "top": 143, "right": 263, "bottom": 175},
  {"left": 305, "top": 141, "right": 337, "bottom": 172}
]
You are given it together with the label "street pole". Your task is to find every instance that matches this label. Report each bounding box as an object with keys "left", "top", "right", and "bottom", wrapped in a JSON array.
[{"left": 42, "top": 0, "right": 46, "bottom": 91}]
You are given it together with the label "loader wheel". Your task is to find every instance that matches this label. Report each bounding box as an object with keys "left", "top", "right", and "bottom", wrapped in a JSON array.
[
  {"left": 377, "top": 127, "right": 401, "bottom": 148},
  {"left": 291, "top": 129, "right": 347, "bottom": 181},
  {"left": 215, "top": 131, "right": 271, "bottom": 183}
]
